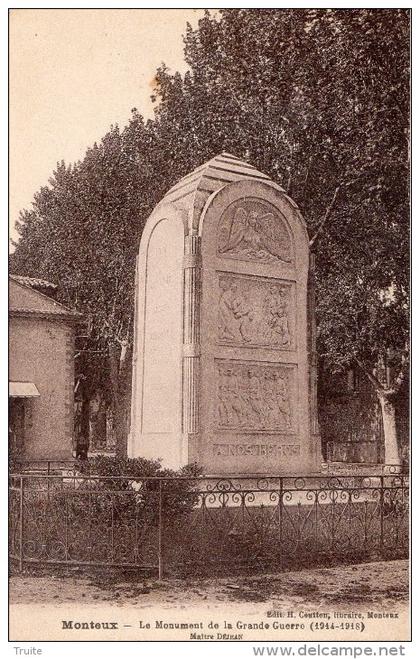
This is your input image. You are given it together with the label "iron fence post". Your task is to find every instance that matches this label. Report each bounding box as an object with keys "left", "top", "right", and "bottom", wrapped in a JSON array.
[
  {"left": 64, "top": 491, "right": 69, "bottom": 561},
  {"left": 279, "top": 477, "right": 283, "bottom": 568},
  {"left": 110, "top": 494, "right": 115, "bottom": 565},
  {"left": 158, "top": 481, "right": 163, "bottom": 580},
  {"left": 19, "top": 476, "right": 24, "bottom": 573},
  {"left": 379, "top": 475, "right": 384, "bottom": 556}
]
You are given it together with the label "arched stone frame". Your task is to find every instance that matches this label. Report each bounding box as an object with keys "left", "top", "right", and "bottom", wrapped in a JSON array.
[
  {"left": 128, "top": 205, "right": 188, "bottom": 469},
  {"left": 196, "top": 179, "right": 313, "bottom": 474}
]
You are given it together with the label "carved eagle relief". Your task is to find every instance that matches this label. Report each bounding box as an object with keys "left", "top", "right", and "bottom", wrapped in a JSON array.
[{"left": 218, "top": 202, "right": 292, "bottom": 264}]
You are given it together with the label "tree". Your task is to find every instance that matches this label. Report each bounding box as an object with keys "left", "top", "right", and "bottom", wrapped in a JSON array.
[
  {"left": 11, "top": 9, "right": 409, "bottom": 464},
  {"left": 150, "top": 8, "right": 409, "bottom": 465},
  {"left": 10, "top": 116, "right": 164, "bottom": 456}
]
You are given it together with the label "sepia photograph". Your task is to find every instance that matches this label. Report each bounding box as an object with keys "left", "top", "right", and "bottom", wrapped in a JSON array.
[{"left": 8, "top": 6, "right": 410, "bottom": 647}]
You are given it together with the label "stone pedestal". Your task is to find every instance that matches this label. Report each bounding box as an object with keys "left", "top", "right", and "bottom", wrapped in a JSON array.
[{"left": 128, "top": 153, "right": 321, "bottom": 474}]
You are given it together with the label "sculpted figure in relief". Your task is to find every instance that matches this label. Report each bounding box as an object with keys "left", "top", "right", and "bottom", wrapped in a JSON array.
[
  {"left": 272, "top": 372, "right": 292, "bottom": 428},
  {"left": 217, "top": 364, "right": 292, "bottom": 431},
  {"left": 246, "top": 369, "right": 265, "bottom": 428},
  {"left": 219, "top": 206, "right": 292, "bottom": 263},
  {"left": 217, "top": 368, "right": 230, "bottom": 427},
  {"left": 218, "top": 276, "right": 292, "bottom": 348},
  {"left": 218, "top": 367, "right": 248, "bottom": 427},
  {"left": 263, "top": 285, "right": 291, "bottom": 347},
  {"left": 218, "top": 278, "right": 255, "bottom": 343},
  {"left": 262, "top": 371, "right": 278, "bottom": 426}
]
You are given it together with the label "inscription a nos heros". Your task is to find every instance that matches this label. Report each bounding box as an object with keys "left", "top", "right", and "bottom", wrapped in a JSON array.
[{"left": 213, "top": 443, "right": 300, "bottom": 458}]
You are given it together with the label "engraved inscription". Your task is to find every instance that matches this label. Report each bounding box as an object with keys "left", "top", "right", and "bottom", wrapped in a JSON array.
[
  {"left": 218, "top": 198, "right": 292, "bottom": 264},
  {"left": 212, "top": 443, "right": 300, "bottom": 458},
  {"left": 218, "top": 274, "right": 292, "bottom": 348},
  {"left": 216, "top": 362, "right": 293, "bottom": 432}
]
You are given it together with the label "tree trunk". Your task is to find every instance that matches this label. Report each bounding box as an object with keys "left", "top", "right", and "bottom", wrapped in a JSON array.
[
  {"left": 90, "top": 393, "right": 107, "bottom": 451},
  {"left": 378, "top": 393, "right": 401, "bottom": 468},
  {"left": 80, "top": 396, "right": 90, "bottom": 444},
  {"left": 109, "top": 341, "right": 131, "bottom": 459},
  {"left": 114, "top": 393, "right": 128, "bottom": 459}
]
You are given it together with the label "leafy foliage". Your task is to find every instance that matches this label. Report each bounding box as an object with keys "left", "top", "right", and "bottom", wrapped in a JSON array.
[
  {"left": 152, "top": 9, "right": 409, "bottom": 392},
  {"left": 10, "top": 117, "right": 167, "bottom": 453},
  {"left": 10, "top": 9, "right": 409, "bottom": 452},
  {"left": 72, "top": 456, "right": 203, "bottom": 524}
]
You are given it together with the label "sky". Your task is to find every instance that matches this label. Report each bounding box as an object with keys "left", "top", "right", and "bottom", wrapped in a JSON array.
[{"left": 9, "top": 8, "right": 204, "bottom": 248}]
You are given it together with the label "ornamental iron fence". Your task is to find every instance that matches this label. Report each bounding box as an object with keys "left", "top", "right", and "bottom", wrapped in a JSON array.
[{"left": 9, "top": 471, "right": 409, "bottom": 578}]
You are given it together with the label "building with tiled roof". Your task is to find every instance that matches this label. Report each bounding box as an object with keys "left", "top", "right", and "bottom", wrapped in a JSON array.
[
  {"left": 9, "top": 276, "right": 82, "bottom": 461},
  {"left": 9, "top": 274, "right": 58, "bottom": 295}
]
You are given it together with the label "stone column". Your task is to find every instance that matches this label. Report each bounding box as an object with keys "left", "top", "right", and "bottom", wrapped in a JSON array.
[
  {"left": 182, "top": 232, "right": 201, "bottom": 464},
  {"left": 308, "top": 252, "right": 321, "bottom": 467}
]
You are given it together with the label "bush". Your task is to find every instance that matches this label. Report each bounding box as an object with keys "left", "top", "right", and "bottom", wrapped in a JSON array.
[{"left": 70, "top": 456, "right": 203, "bottom": 526}]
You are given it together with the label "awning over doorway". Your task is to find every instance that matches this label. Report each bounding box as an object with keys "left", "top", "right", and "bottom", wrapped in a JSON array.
[{"left": 9, "top": 382, "right": 40, "bottom": 398}]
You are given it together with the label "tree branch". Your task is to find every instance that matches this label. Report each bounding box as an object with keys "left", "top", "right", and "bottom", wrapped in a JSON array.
[
  {"left": 309, "top": 175, "right": 364, "bottom": 249},
  {"left": 390, "top": 349, "right": 409, "bottom": 394},
  {"left": 309, "top": 184, "right": 341, "bottom": 249},
  {"left": 354, "top": 357, "right": 385, "bottom": 393},
  {"left": 355, "top": 350, "right": 409, "bottom": 398}
]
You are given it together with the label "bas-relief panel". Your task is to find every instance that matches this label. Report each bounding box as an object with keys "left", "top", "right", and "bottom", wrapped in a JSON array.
[
  {"left": 217, "top": 198, "right": 293, "bottom": 264},
  {"left": 218, "top": 274, "right": 294, "bottom": 349},
  {"left": 215, "top": 360, "right": 296, "bottom": 433}
]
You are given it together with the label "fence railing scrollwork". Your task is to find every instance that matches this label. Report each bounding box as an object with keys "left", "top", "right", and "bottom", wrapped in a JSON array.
[{"left": 9, "top": 470, "right": 409, "bottom": 577}]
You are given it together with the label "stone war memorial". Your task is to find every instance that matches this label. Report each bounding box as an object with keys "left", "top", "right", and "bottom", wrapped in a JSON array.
[{"left": 128, "top": 153, "right": 321, "bottom": 475}]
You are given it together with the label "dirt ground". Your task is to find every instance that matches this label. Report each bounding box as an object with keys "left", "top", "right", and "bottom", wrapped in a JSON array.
[
  {"left": 10, "top": 559, "right": 408, "bottom": 611},
  {"left": 9, "top": 560, "right": 410, "bottom": 641}
]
